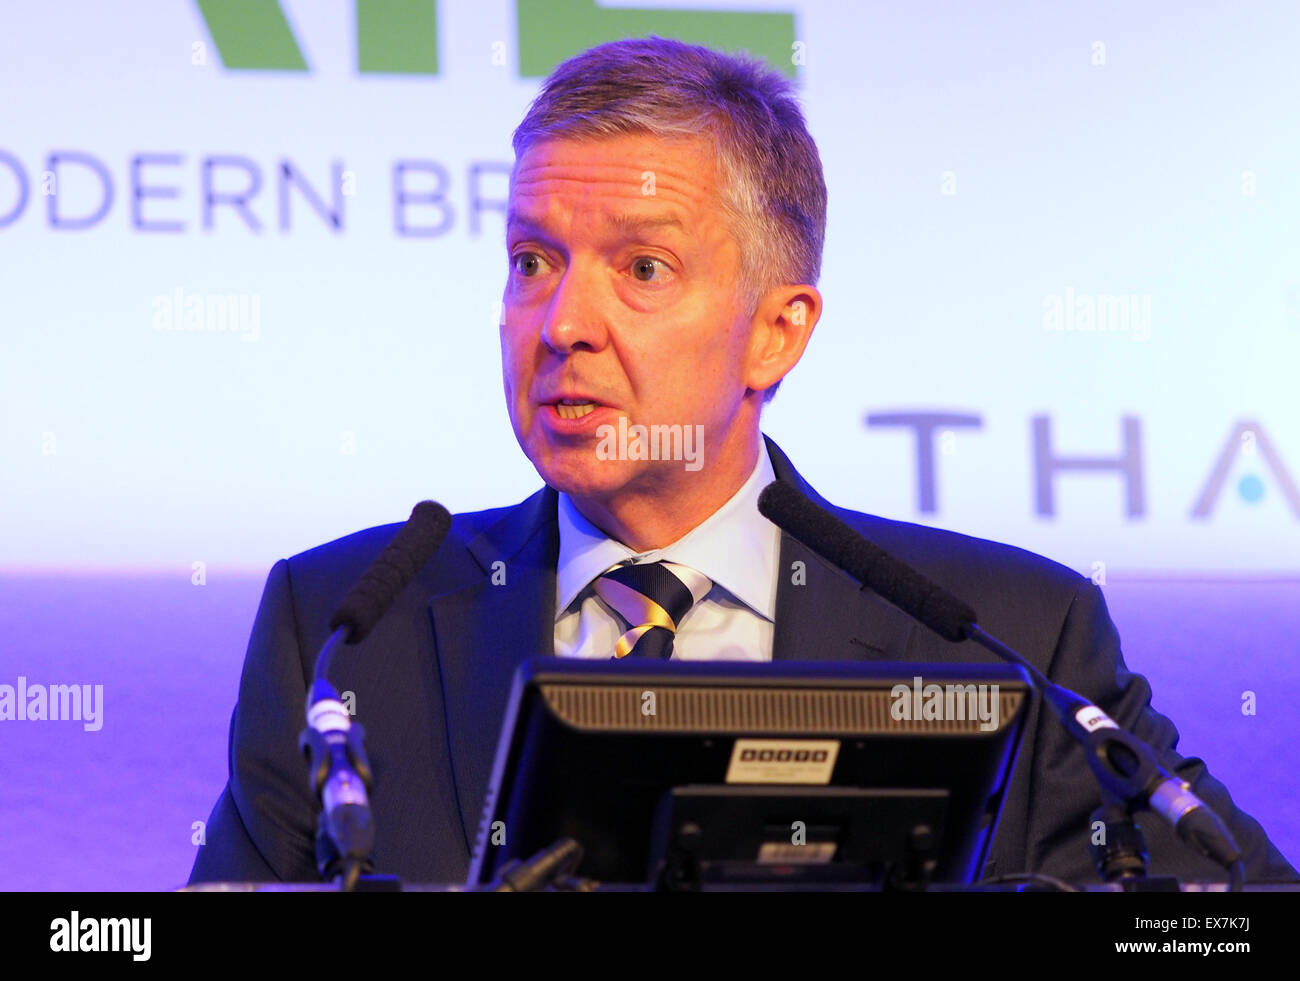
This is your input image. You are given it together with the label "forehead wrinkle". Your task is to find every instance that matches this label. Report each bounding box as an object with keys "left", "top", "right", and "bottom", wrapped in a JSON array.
[
  {"left": 517, "top": 196, "right": 699, "bottom": 231},
  {"left": 514, "top": 154, "right": 709, "bottom": 184},
  {"left": 511, "top": 175, "right": 701, "bottom": 213},
  {"left": 507, "top": 187, "right": 702, "bottom": 240},
  {"left": 511, "top": 155, "right": 712, "bottom": 207}
]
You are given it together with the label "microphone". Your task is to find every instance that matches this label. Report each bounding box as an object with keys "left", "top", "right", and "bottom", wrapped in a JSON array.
[
  {"left": 757, "top": 479, "right": 975, "bottom": 642},
  {"left": 329, "top": 499, "right": 453, "bottom": 643},
  {"left": 758, "top": 480, "right": 1244, "bottom": 884},
  {"left": 302, "top": 500, "right": 452, "bottom": 890}
]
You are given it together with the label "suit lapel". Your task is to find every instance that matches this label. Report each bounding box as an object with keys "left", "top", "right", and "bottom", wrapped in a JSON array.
[
  {"left": 429, "top": 486, "right": 558, "bottom": 850},
  {"left": 764, "top": 436, "right": 917, "bottom": 663}
]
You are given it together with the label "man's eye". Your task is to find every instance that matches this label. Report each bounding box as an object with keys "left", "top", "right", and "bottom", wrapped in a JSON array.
[
  {"left": 512, "top": 252, "right": 546, "bottom": 277},
  {"left": 631, "top": 257, "right": 668, "bottom": 282}
]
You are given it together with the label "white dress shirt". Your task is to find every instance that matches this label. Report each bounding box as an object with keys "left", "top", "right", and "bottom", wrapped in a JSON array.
[{"left": 553, "top": 444, "right": 781, "bottom": 661}]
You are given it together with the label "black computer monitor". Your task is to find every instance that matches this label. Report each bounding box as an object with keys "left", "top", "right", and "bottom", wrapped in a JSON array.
[{"left": 467, "top": 657, "right": 1033, "bottom": 890}]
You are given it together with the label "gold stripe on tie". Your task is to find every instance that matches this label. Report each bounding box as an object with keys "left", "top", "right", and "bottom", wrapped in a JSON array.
[
  {"left": 614, "top": 624, "right": 655, "bottom": 659},
  {"left": 593, "top": 577, "right": 677, "bottom": 633}
]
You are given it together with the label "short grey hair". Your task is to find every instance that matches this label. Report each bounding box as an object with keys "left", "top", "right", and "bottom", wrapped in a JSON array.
[{"left": 512, "top": 36, "right": 827, "bottom": 402}]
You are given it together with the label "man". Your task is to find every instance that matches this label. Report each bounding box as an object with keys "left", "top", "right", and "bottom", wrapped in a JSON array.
[{"left": 189, "top": 37, "right": 1295, "bottom": 886}]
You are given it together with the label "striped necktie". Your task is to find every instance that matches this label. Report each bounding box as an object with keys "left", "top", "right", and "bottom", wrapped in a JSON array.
[{"left": 593, "top": 560, "right": 711, "bottom": 659}]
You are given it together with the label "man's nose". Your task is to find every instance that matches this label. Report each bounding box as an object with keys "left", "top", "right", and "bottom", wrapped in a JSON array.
[{"left": 539, "top": 261, "right": 608, "bottom": 355}]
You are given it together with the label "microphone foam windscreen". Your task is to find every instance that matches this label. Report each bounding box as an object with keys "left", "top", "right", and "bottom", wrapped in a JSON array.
[
  {"left": 329, "top": 500, "right": 452, "bottom": 643},
  {"left": 758, "top": 480, "right": 976, "bottom": 642}
]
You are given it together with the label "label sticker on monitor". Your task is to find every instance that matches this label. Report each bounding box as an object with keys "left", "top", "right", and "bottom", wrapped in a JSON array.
[
  {"left": 758, "top": 842, "right": 837, "bottom": 864},
  {"left": 725, "top": 739, "right": 840, "bottom": 785}
]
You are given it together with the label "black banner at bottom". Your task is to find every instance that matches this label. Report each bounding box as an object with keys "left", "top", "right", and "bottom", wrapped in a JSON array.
[{"left": 3, "top": 885, "right": 1294, "bottom": 966}]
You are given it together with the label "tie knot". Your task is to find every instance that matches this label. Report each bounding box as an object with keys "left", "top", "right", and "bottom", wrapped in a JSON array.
[{"left": 593, "top": 560, "right": 710, "bottom": 659}]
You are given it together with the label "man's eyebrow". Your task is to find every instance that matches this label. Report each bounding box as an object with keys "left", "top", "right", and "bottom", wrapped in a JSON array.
[
  {"left": 604, "top": 213, "right": 687, "bottom": 235},
  {"left": 505, "top": 208, "right": 546, "bottom": 234}
]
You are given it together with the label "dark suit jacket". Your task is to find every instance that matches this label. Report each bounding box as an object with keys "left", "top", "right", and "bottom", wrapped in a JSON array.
[{"left": 189, "top": 436, "right": 1296, "bottom": 886}]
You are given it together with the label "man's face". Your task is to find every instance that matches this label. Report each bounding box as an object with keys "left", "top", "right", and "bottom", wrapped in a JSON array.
[{"left": 501, "top": 132, "right": 757, "bottom": 502}]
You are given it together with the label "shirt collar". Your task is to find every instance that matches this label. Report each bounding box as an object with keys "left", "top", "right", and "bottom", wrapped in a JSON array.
[{"left": 556, "top": 442, "right": 780, "bottom": 621}]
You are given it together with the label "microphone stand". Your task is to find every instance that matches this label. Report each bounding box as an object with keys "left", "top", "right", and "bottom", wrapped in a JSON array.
[
  {"left": 964, "top": 622, "right": 1245, "bottom": 890},
  {"left": 299, "top": 626, "right": 392, "bottom": 892},
  {"left": 1088, "top": 799, "right": 1154, "bottom": 885},
  {"left": 296, "top": 500, "right": 452, "bottom": 892},
  {"left": 484, "top": 838, "right": 596, "bottom": 892}
]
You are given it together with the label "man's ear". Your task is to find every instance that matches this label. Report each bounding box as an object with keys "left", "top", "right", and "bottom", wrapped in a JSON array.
[{"left": 744, "top": 284, "right": 822, "bottom": 392}]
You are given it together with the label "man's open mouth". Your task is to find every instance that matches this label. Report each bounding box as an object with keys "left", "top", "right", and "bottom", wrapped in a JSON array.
[{"left": 553, "top": 399, "right": 598, "bottom": 420}]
